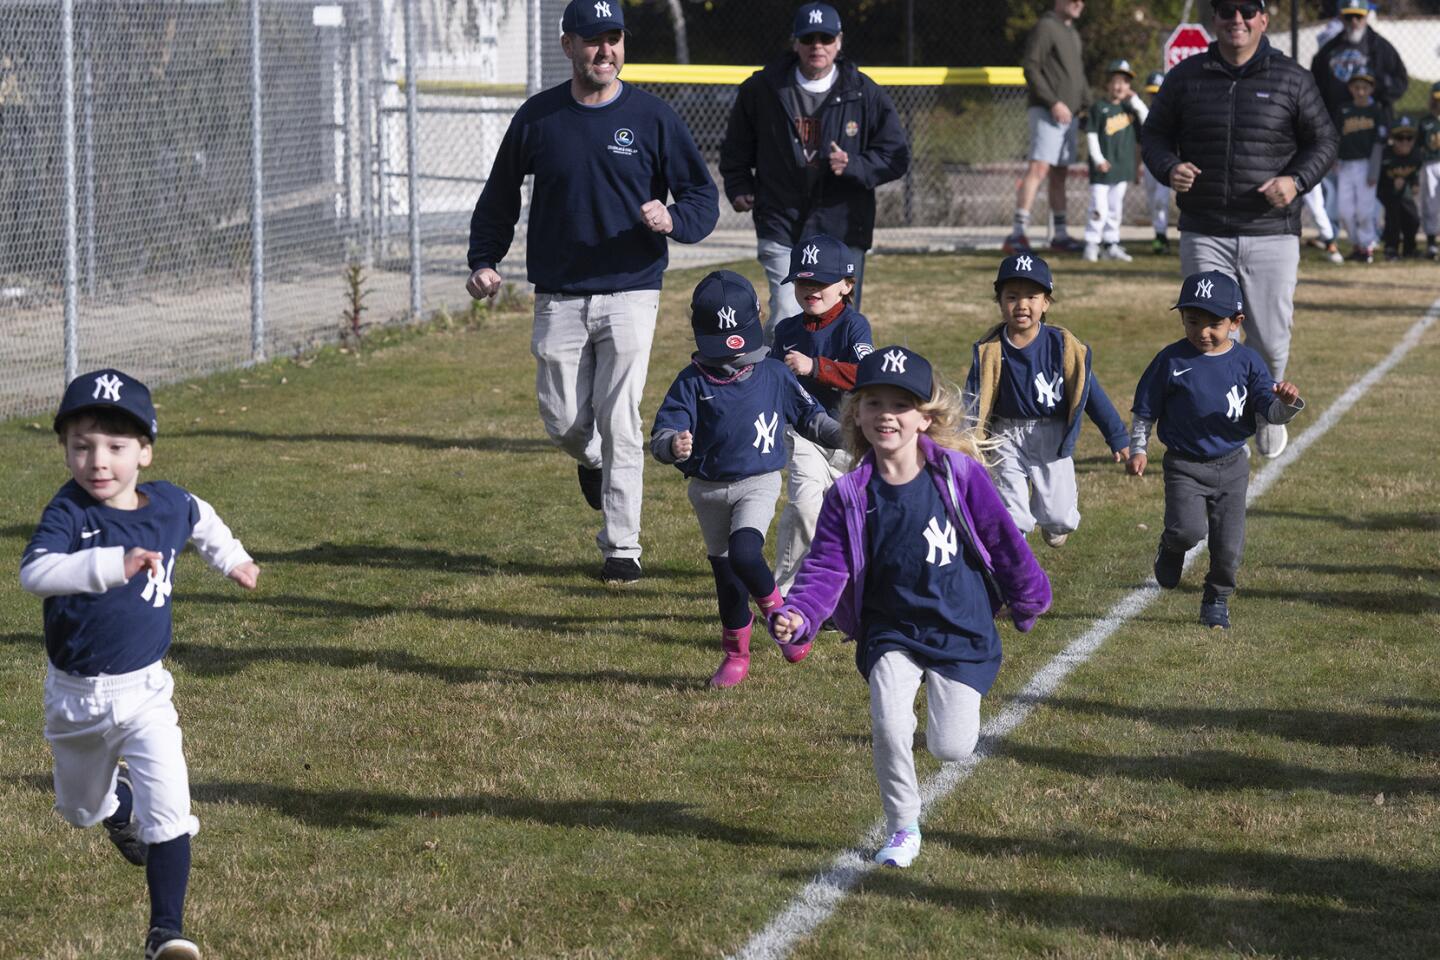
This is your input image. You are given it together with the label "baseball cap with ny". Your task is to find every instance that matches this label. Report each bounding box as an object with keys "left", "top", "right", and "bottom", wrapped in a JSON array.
[{"left": 562, "top": 0, "right": 625, "bottom": 38}]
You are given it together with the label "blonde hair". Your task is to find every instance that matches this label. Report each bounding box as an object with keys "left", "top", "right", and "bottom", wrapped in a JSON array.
[{"left": 840, "top": 373, "right": 997, "bottom": 466}]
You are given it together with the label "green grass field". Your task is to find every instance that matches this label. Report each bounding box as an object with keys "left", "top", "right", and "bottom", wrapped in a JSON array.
[{"left": 2, "top": 252, "right": 1437, "bottom": 959}]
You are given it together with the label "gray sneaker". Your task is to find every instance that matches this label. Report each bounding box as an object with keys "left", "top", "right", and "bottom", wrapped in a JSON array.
[{"left": 1255, "top": 422, "right": 1287, "bottom": 459}]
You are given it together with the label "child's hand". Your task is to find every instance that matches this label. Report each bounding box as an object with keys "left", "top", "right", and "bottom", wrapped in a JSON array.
[
  {"left": 1367, "top": 176, "right": 1377, "bottom": 188},
  {"left": 783, "top": 351, "right": 814, "bottom": 377},
  {"left": 1097, "top": 160, "right": 1112, "bottom": 174},
  {"left": 672, "top": 430, "right": 693, "bottom": 460},
  {"left": 228, "top": 561, "right": 260, "bottom": 590},
  {"left": 1272, "top": 380, "right": 1300, "bottom": 405},
  {"left": 1127, "top": 452, "right": 1148, "bottom": 476},
  {"left": 1113, "top": 446, "right": 1130, "bottom": 463},
  {"left": 123, "top": 548, "right": 164, "bottom": 581},
  {"left": 770, "top": 610, "right": 804, "bottom": 643}
]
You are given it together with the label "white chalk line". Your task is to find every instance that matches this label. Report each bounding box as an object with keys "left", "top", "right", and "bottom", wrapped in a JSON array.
[{"left": 729, "top": 301, "right": 1439, "bottom": 960}]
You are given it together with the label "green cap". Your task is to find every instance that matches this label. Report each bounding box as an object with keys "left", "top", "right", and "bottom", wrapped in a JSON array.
[{"left": 1105, "top": 59, "right": 1135, "bottom": 79}]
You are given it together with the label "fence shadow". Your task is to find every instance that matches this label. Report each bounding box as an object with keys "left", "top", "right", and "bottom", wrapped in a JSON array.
[{"left": 178, "top": 428, "right": 554, "bottom": 454}]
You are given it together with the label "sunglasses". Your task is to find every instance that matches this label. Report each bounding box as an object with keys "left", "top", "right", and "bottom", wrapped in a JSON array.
[
  {"left": 1215, "top": 2, "right": 1262, "bottom": 20},
  {"left": 1341, "top": 12, "right": 1367, "bottom": 20},
  {"left": 1393, "top": 134, "right": 1416, "bottom": 141},
  {"left": 797, "top": 33, "right": 837, "bottom": 46}
]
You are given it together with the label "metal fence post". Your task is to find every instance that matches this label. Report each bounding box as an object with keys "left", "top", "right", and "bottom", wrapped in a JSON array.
[
  {"left": 250, "top": 0, "right": 266, "bottom": 361},
  {"left": 62, "top": 0, "right": 78, "bottom": 384},
  {"left": 356, "top": 2, "right": 375, "bottom": 266},
  {"left": 403, "top": 0, "right": 421, "bottom": 320},
  {"left": 82, "top": 18, "right": 96, "bottom": 300},
  {"left": 528, "top": 0, "right": 541, "bottom": 98},
  {"left": 373, "top": 0, "right": 388, "bottom": 257}
]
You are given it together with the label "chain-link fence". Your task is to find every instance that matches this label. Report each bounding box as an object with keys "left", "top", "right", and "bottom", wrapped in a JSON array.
[{"left": 3, "top": 1, "right": 1438, "bottom": 419}]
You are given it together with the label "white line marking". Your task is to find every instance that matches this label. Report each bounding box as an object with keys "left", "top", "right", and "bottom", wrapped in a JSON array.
[{"left": 729, "top": 302, "right": 1439, "bottom": 960}]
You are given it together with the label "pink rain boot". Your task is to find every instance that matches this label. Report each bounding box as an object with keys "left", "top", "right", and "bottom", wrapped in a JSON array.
[
  {"left": 755, "top": 587, "right": 812, "bottom": 663},
  {"left": 710, "top": 618, "right": 752, "bottom": 688},
  {"left": 754, "top": 586, "right": 784, "bottom": 617}
]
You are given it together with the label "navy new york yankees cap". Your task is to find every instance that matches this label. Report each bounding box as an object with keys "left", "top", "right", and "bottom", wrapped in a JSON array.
[
  {"left": 993, "top": 252, "right": 1054, "bottom": 294},
  {"left": 794, "top": 2, "right": 841, "bottom": 37},
  {"left": 1173, "top": 270, "right": 1244, "bottom": 319},
  {"left": 562, "top": 0, "right": 625, "bottom": 38},
  {"left": 783, "top": 234, "right": 855, "bottom": 285},
  {"left": 54, "top": 368, "right": 158, "bottom": 439},
  {"left": 854, "top": 345, "right": 933, "bottom": 403},
  {"left": 691, "top": 270, "right": 764, "bottom": 359}
]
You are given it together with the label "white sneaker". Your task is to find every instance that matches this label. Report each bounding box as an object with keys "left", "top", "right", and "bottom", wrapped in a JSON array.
[
  {"left": 1255, "top": 422, "right": 1287, "bottom": 459},
  {"left": 1104, "top": 243, "right": 1133, "bottom": 262},
  {"left": 1041, "top": 528, "right": 1069, "bottom": 548},
  {"left": 874, "top": 827, "right": 921, "bottom": 868},
  {"left": 1082, "top": 242, "right": 1100, "bottom": 262}
]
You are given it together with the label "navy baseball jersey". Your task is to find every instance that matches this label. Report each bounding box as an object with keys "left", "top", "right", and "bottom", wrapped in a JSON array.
[
  {"left": 769, "top": 305, "right": 874, "bottom": 417},
  {"left": 994, "top": 325, "right": 1067, "bottom": 421},
  {"left": 859, "top": 471, "right": 1002, "bottom": 694},
  {"left": 1131, "top": 340, "right": 1278, "bottom": 460},
  {"left": 652, "top": 358, "right": 821, "bottom": 482},
  {"left": 25, "top": 480, "right": 208, "bottom": 676}
]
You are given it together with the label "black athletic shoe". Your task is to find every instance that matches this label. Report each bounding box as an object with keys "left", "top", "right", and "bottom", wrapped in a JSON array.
[
  {"left": 1200, "top": 596, "right": 1230, "bottom": 630},
  {"left": 1153, "top": 545, "right": 1184, "bottom": 589},
  {"left": 144, "top": 927, "right": 199, "bottom": 960},
  {"left": 577, "top": 465, "right": 603, "bottom": 511},
  {"left": 103, "top": 765, "right": 147, "bottom": 866},
  {"left": 600, "top": 557, "right": 641, "bottom": 586}
]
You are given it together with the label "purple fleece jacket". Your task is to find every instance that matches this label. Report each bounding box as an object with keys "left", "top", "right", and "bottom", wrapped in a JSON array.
[{"left": 772, "top": 434, "right": 1052, "bottom": 666}]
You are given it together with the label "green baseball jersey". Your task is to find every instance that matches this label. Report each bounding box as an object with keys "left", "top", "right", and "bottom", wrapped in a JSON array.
[
  {"left": 1085, "top": 98, "right": 1139, "bottom": 185},
  {"left": 1420, "top": 114, "right": 1440, "bottom": 163},
  {"left": 1379, "top": 146, "right": 1420, "bottom": 201},
  {"left": 1337, "top": 102, "right": 1385, "bottom": 161}
]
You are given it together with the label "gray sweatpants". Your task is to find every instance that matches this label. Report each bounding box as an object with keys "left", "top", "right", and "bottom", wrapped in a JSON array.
[
  {"left": 1180, "top": 232, "right": 1300, "bottom": 380},
  {"left": 532, "top": 290, "right": 660, "bottom": 560},
  {"left": 869, "top": 650, "right": 982, "bottom": 833},
  {"left": 990, "top": 416, "right": 1080, "bottom": 537},
  {"left": 686, "top": 472, "right": 782, "bottom": 557},
  {"left": 757, "top": 238, "right": 868, "bottom": 339},
  {"left": 1161, "top": 447, "right": 1249, "bottom": 602}
]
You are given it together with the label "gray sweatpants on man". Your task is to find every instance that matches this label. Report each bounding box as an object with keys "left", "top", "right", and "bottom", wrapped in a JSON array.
[
  {"left": 531, "top": 290, "right": 660, "bottom": 560},
  {"left": 1180, "top": 233, "right": 1300, "bottom": 380},
  {"left": 1161, "top": 447, "right": 1249, "bottom": 602}
]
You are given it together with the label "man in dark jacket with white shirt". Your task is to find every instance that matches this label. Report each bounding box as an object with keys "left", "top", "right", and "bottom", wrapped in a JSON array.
[
  {"left": 1141, "top": 0, "right": 1337, "bottom": 459},
  {"left": 719, "top": 2, "right": 909, "bottom": 331}
]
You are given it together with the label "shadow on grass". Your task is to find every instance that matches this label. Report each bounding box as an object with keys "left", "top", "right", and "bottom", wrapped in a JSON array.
[
  {"left": 1036, "top": 696, "right": 1439, "bottom": 757},
  {"left": 998, "top": 742, "right": 1440, "bottom": 797},
  {"left": 1249, "top": 508, "right": 1440, "bottom": 532},
  {"left": 166, "top": 639, "right": 704, "bottom": 689},
  {"left": 0, "top": 524, "right": 35, "bottom": 539},
  {"left": 1271, "top": 561, "right": 1440, "bottom": 582},
  {"left": 860, "top": 829, "right": 1440, "bottom": 959},
  {"left": 1240, "top": 586, "right": 1440, "bottom": 616},
  {"left": 191, "top": 780, "right": 819, "bottom": 850},
  {"left": 175, "top": 428, "right": 555, "bottom": 454}
]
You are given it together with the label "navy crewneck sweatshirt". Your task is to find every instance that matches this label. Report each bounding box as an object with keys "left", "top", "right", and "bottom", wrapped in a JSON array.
[{"left": 468, "top": 81, "right": 719, "bottom": 294}]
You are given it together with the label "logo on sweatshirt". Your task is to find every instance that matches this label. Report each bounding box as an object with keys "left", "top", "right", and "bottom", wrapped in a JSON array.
[
  {"left": 1225, "top": 384, "right": 1247, "bottom": 422},
  {"left": 607, "top": 128, "right": 637, "bottom": 158},
  {"left": 140, "top": 549, "right": 176, "bottom": 609},
  {"left": 753, "top": 412, "right": 779, "bottom": 454},
  {"left": 924, "top": 516, "right": 957, "bottom": 566},
  {"left": 1034, "top": 372, "right": 1062, "bottom": 409}
]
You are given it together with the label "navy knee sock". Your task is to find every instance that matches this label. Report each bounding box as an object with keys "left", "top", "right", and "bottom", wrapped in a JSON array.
[
  {"left": 103, "top": 774, "right": 134, "bottom": 827},
  {"left": 147, "top": 835, "right": 191, "bottom": 933},
  {"left": 707, "top": 557, "right": 751, "bottom": 630},
  {"left": 727, "top": 528, "right": 776, "bottom": 599}
]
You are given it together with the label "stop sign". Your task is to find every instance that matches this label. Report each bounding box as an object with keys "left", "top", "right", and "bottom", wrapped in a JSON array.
[{"left": 1163, "top": 23, "right": 1213, "bottom": 71}]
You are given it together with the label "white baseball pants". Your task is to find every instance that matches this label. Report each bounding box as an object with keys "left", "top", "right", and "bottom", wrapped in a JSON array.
[
  {"left": 44, "top": 662, "right": 199, "bottom": 845},
  {"left": 1421, "top": 161, "right": 1440, "bottom": 237},
  {"left": 1084, "top": 181, "right": 1127, "bottom": 246},
  {"left": 869, "top": 650, "right": 982, "bottom": 833},
  {"left": 532, "top": 290, "right": 659, "bottom": 561},
  {"left": 989, "top": 416, "right": 1080, "bottom": 537},
  {"left": 774, "top": 430, "right": 851, "bottom": 594},
  {"left": 1143, "top": 168, "right": 1170, "bottom": 234},
  {"left": 1336, "top": 157, "right": 1378, "bottom": 249}
]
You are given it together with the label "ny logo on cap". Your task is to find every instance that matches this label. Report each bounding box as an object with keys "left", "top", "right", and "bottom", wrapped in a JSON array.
[
  {"left": 1195, "top": 278, "right": 1215, "bottom": 299},
  {"left": 881, "top": 349, "right": 907, "bottom": 373},
  {"left": 717, "top": 306, "right": 737, "bottom": 329},
  {"left": 1016, "top": 255, "right": 1034, "bottom": 272},
  {"left": 93, "top": 373, "right": 123, "bottom": 402},
  {"left": 809, "top": 8, "right": 823, "bottom": 24},
  {"left": 594, "top": 1, "right": 612, "bottom": 16},
  {"left": 801, "top": 244, "right": 819, "bottom": 265}
]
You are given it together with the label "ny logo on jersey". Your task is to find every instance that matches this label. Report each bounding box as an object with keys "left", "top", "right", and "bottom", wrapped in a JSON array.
[
  {"left": 1015, "top": 255, "right": 1034, "bottom": 272},
  {"left": 1195, "top": 278, "right": 1214, "bottom": 300},
  {"left": 1225, "top": 384, "right": 1247, "bottom": 422},
  {"left": 923, "top": 516, "right": 957, "bottom": 566},
  {"left": 93, "top": 373, "right": 124, "bottom": 402},
  {"left": 717, "top": 306, "right": 737, "bottom": 329},
  {"left": 881, "top": 349, "right": 906, "bottom": 373},
  {"left": 140, "top": 550, "right": 175, "bottom": 609},
  {"left": 801, "top": 244, "right": 819, "bottom": 265},
  {"left": 753, "top": 412, "right": 779, "bottom": 454},
  {"left": 1034, "top": 372, "right": 1063, "bottom": 409},
  {"left": 594, "top": 1, "right": 612, "bottom": 17},
  {"left": 809, "top": 8, "right": 824, "bottom": 23}
]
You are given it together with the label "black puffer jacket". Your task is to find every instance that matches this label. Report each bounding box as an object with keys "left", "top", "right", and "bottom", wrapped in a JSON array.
[{"left": 1141, "top": 39, "right": 1338, "bottom": 237}]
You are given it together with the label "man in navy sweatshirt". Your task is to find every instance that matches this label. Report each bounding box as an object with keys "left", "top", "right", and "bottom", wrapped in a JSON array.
[{"left": 467, "top": 0, "right": 719, "bottom": 585}]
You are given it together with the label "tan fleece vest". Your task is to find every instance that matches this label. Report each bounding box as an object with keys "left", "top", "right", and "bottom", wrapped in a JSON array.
[{"left": 972, "top": 322, "right": 1088, "bottom": 437}]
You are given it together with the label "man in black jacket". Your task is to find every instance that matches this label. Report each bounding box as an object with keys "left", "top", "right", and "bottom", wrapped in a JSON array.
[
  {"left": 719, "top": 2, "right": 909, "bottom": 330},
  {"left": 1311, "top": 3, "right": 1408, "bottom": 125},
  {"left": 1141, "top": 0, "right": 1337, "bottom": 459}
]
